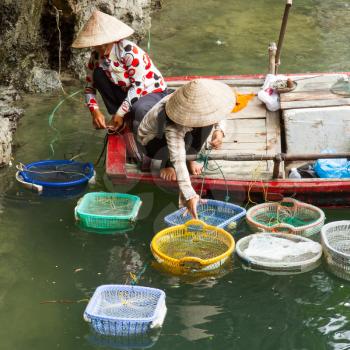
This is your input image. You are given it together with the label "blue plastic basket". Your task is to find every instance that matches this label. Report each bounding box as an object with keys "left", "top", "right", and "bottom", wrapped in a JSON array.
[
  {"left": 84, "top": 285, "right": 167, "bottom": 336},
  {"left": 16, "top": 160, "right": 95, "bottom": 194},
  {"left": 164, "top": 199, "right": 246, "bottom": 231}
]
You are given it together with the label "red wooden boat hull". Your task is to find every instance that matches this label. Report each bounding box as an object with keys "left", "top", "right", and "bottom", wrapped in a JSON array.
[{"left": 106, "top": 74, "right": 350, "bottom": 208}]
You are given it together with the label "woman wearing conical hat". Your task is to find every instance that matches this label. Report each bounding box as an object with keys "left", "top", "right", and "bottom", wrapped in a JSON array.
[
  {"left": 135, "top": 79, "right": 235, "bottom": 218},
  {"left": 72, "top": 10, "right": 167, "bottom": 131}
]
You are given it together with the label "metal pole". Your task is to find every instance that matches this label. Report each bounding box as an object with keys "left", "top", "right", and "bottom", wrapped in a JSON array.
[
  {"left": 186, "top": 152, "right": 350, "bottom": 162},
  {"left": 275, "top": 0, "right": 293, "bottom": 74}
]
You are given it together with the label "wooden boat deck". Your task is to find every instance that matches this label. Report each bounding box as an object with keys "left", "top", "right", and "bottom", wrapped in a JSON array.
[
  {"left": 107, "top": 73, "right": 350, "bottom": 207},
  {"left": 124, "top": 78, "right": 284, "bottom": 181},
  {"left": 205, "top": 85, "right": 282, "bottom": 180}
]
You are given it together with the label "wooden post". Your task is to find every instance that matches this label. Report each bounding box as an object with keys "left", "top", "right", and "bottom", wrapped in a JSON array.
[
  {"left": 275, "top": 0, "right": 293, "bottom": 74},
  {"left": 268, "top": 42, "right": 277, "bottom": 74},
  {"left": 272, "top": 153, "right": 282, "bottom": 179}
]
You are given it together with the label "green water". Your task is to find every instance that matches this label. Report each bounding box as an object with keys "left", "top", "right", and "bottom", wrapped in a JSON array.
[{"left": 1, "top": 1, "right": 350, "bottom": 349}]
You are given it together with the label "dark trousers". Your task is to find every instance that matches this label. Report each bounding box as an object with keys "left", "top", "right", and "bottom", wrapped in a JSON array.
[{"left": 93, "top": 67, "right": 127, "bottom": 115}]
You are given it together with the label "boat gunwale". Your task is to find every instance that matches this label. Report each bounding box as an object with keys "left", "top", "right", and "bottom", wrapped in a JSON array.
[{"left": 106, "top": 72, "right": 350, "bottom": 206}]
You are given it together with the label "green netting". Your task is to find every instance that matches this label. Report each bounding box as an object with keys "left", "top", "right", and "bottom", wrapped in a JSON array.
[
  {"left": 331, "top": 77, "right": 350, "bottom": 97},
  {"left": 253, "top": 211, "right": 319, "bottom": 228},
  {"left": 246, "top": 198, "right": 326, "bottom": 237}
]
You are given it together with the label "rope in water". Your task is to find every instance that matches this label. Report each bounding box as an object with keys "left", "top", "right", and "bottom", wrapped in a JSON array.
[
  {"left": 129, "top": 262, "right": 149, "bottom": 286},
  {"left": 48, "top": 89, "right": 83, "bottom": 158},
  {"left": 147, "top": 28, "right": 152, "bottom": 54},
  {"left": 197, "top": 148, "right": 230, "bottom": 202},
  {"left": 16, "top": 162, "right": 91, "bottom": 180}
]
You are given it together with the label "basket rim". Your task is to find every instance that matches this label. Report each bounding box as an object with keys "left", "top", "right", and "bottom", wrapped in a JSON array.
[
  {"left": 246, "top": 198, "right": 325, "bottom": 232},
  {"left": 84, "top": 284, "right": 166, "bottom": 323},
  {"left": 20, "top": 159, "right": 94, "bottom": 187},
  {"left": 236, "top": 232, "right": 322, "bottom": 268},
  {"left": 164, "top": 199, "right": 246, "bottom": 228},
  {"left": 76, "top": 192, "right": 142, "bottom": 220},
  {"left": 321, "top": 220, "right": 350, "bottom": 258},
  {"left": 151, "top": 219, "right": 235, "bottom": 267}
]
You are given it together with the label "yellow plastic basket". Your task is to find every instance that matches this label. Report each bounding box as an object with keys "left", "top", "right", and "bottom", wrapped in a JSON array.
[{"left": 150, "top": 219, "right": 235, "bottom": 274}]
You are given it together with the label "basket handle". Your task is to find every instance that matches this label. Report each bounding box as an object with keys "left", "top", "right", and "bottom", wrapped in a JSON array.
[
  {"left": 88, "top": 170, "right": 96, "bottom": 185},
  {"left": 15, "top": 171, "right": 43, "bottom": 193},
  {"left": 279, "top": 197, "right": 299, "bottom": 208},
  {"left": 74, "top": 197, "right": 83, "bottom": 221},
  {"left": 178, "top": 256, "right": 206, "bottom": 270},
  {"left": 83, "top": 312, "right": 91, "bottom": 323},
  {"left": 184, "top": 219, "right": 208, "bottom": 229}
]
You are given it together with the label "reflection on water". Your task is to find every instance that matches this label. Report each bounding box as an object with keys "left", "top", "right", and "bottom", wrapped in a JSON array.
[
  {"left": 143, "top": 0, "right": 350, "bottom": 76},
  {"left": 1, "top": 1, "right": 350, "bottom": 349},
  {"left": 178, "top": 304, "right": 222, "bottom": 341}
]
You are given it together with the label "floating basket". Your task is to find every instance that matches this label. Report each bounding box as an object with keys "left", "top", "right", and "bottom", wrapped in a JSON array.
[
  {"left": 75, "top": 192, "right": 142, "bottom": 231},
  {"left": 151, "top": 219, "right": 235, "bottom": 274},
  {"left": 84, "top": 285, "right": 167, "bottom": 336},
  {"left": 16, "top": 160, "right": 95, "bottom": 195},
  {"left": 321, "top": 221, "right": 350, "bottom": 281},
  {"left": 236, "top": 232, "right": 322, "bottom": 274},
  {"left": 246, "top": 198, "right": 325, "bottom": 237},
  {"left": 164, "top": 199, "right": 246, "bottom": 231}
]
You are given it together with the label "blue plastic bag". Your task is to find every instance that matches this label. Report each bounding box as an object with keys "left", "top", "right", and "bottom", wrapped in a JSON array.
[{"left": 314, "top": 150, "right": 350, "bottom": 178}]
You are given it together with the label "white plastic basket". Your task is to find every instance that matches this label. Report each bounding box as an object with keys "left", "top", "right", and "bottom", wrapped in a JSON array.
[
  {"left": 321, "top": 221, "right": 350, "bottom": 281},
  {"left": 84, "top": 285, "right": 167, "bottom": 336},
  {"left": 236, "top": 232, "right": 322, "bottom": 274}
]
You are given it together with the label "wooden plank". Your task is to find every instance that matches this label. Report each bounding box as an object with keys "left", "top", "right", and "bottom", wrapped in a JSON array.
[
  {"left": 280, "top": 90, "right": 345, "bottom": 102},
  {"left": 220, "top": 143, "right": 267, "bottom": 151},
  {"left": 211, "top": 145, "right": 268, "bottom": 154},
  {"left": 235, "top": 86, "right": 260, "bottom": 94},
  {"left": 281, "top": 98, "right": 350, "bottom": 110},
  {"left": 223, "top": 131, "right": 267, "bottom": 143},
  {"left": 225, "top": 118, "right": 266, "bottom": 132},
  {"left": 265, "top": 110, "right": 284, "bottom": 177},
  {"left": 285, "top": 74, "right": 344, "bottom": 93},
  {"left": 204, "top": 159, "right": 273, "bottom": 180},
  {"left": 265, "top": 110, "right": 281, "bottom": 154},
  {"left": 280, "top": 74, "right": 348, "bottom": 110},
  {"left": 207, "top": 160, "right": 270, "bottom": 170},
  {"left": 205, "top": 172, "right": 272, "bottom": 180},
  {"left": 167, "top": 78, "right": 264, "bottom": 87},
  {"left": 228, "top": 98, "right": 266, "bottom": 120}
]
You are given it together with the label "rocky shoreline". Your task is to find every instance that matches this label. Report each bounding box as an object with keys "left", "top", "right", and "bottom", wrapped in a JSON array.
[
  {"left": 0, "top": 86, "right": 23, "bottom": 167},
  {"left": 0, "top": 0, "right": 160, "bottom": 165}
]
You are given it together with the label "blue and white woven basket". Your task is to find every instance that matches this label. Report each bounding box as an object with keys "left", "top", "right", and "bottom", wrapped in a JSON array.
[
  {"left": 164, "top": 199, "right": 246, "bottom": 231},
  {"left": 84, "top": 285, "right": 167, "bottom": 336}
]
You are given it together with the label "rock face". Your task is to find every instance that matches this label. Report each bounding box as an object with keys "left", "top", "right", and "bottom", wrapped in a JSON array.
[
  {"left": 0, "top": 0, "right": 155, "bottom": 92},
  {"left": 0, "top": 86, "right": 23, "bottom": 167},
  {"left": 0, "top": 0, "right": 158, "bottom": 165}
]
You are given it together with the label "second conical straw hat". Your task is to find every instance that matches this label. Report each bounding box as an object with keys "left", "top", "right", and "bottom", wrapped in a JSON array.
[
  {"left": 165, "top": 79, "right": 235, "bottom": 127},
  {"left": 72, "top": 10, "right": 134, "bottom": 48}
]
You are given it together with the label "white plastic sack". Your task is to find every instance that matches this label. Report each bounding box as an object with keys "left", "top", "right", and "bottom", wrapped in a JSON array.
[
  {"left": 258, "top": 74, "right": 284, "bottom": 112},
  {"left": 245, "top": 235, "right": 321, "bottom": 261}
]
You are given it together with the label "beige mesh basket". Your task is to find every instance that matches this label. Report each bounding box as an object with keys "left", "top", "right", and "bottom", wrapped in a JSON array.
[
  {"left": 321, "top": 221, "right": 350, "bottom": 281},
  {"left": 246, "top": 198, "right": 325, "bottom": 237}
]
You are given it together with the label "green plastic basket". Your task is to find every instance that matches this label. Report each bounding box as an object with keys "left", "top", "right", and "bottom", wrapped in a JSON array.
[{"left": 75, "top": 192, "right": 142, "bottom": 231}]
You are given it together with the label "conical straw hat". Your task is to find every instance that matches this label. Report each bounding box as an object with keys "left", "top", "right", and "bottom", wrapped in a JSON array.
[
  {"left": 165, "top": 79, "right": 236, "bottom": 127},
  {"left": 72, "top": 10, "right": 134, "bottom": 48}
]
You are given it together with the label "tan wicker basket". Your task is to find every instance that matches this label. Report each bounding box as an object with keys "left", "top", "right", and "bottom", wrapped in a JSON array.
[{"left": 246, "top": 198, "right": 325, "bottom": 237}]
